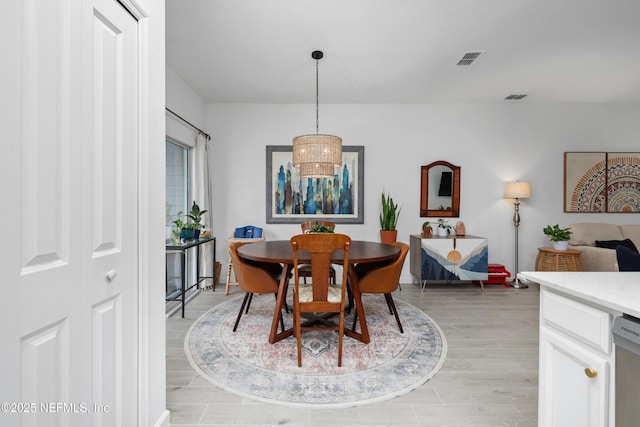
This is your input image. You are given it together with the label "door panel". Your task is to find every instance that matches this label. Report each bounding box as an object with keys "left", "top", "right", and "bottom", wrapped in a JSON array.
[
  {"left": 540, "top": 328, "right": 609, "bottom": 427},
  {"left": 1, "top": 0, "right": 139, "bottom": 425},
  {"left": 83, "top": 0, "right": 138, "bottom": 424}
]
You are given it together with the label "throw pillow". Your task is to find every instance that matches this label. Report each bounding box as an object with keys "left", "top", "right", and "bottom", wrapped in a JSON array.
[
  {"left": 595, "top": 238, "right": 639, "bottom": 253},
  {"left": 616, "top": 245, "right": 640, "bottom": 272}
]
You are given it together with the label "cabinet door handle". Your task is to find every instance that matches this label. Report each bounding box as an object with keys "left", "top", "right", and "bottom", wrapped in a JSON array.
[{"left": 584, "top": 368, "right": 598, "bottom": 378}]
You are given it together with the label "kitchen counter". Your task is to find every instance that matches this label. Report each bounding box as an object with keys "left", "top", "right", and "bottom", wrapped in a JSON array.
[
  {"left": 521, "top": 271, "right": 640, "bottom": 317},
  {"left": 524, "top": 271, "right": 640, "bottom": 426}
]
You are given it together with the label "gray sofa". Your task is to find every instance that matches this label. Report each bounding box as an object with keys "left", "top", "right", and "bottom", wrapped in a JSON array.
[{"left": 568, "top": 223, "right": 640, "bottom": 271}]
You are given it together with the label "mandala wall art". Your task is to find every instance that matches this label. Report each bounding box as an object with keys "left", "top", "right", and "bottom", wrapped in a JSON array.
[{"left": 564, "top": 152, "right": 640, "bottom": 213}]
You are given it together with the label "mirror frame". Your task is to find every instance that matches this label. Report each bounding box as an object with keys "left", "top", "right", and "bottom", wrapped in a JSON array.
[{"left": 420, "top": 160, "right": 460, "bottom": 217}]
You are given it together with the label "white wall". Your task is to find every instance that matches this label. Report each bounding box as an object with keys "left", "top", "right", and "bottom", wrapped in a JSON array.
[
  {"left": 204, "top": 102, "right": 640, "bottom": 282},
  {"left": 166, "top": 66, "right": 207, "bottom": 145}
]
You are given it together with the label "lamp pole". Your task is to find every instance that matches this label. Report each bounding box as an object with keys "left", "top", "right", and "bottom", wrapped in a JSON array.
[
  {"left": 504, "top": 180, "right": 531, "bottom": 289},
  {"left": 511, "top": 197, "right": 527, "bottom": 288}
]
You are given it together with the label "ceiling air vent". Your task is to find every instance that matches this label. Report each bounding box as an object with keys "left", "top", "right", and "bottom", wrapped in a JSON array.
[
  {"left": 505, "top": 94, "right": 528, "bottom": 100},
  {"left": 456, "top": 51, "right": 483, "bottom": 66}
]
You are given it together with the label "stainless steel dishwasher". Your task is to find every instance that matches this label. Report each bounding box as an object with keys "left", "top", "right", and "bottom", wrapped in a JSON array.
[{"left": 613, "top": 314, "right": 640, "bottom": 427}]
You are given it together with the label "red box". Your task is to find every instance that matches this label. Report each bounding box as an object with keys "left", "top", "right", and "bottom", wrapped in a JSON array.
[{"left": 486, "top": 264, "right": 511, "bottom": 287}]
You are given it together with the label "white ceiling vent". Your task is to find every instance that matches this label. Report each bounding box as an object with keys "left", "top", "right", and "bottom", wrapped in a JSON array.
[
  {"left": 456, "top": 51, "right": 483, "bottom": 66},
  {"left": 505, "top": 94, "right": 528, "bottom": 100}
]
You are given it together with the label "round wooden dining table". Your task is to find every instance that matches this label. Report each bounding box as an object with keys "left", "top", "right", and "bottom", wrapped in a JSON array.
[{"left": 237, "top": 240, "right": 400, "bottom": 344}]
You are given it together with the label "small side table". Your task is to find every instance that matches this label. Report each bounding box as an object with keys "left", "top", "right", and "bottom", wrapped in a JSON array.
[
  {"left": 535, "top": 247, "right": 585, "bottom": 272},
  {"left": 225, "top": 235, "right": 265, "bottom": 295}
]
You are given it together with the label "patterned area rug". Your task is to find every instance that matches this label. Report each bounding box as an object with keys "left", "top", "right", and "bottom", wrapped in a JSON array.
[{"left": 185, "top": 293, "right": 447, "bottom": 408}]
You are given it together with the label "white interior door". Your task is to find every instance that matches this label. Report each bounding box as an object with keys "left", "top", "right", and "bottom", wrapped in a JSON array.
[{"left": 0, "top": 0, "right": 140, "bottom": 426}]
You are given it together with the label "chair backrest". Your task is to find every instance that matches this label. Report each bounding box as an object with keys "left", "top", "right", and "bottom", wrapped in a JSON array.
[
  {"left": 290, "top": 233, "right": 350, "bottom": 305},
  {"left": 358, "top": 242, "right": 409, "bottom": 293},
  {"left": 300, "top": 220, "right": 336, "bottom": 233},
  {"left": 228, "top": 242, "right": 279, "bottom": 293}
]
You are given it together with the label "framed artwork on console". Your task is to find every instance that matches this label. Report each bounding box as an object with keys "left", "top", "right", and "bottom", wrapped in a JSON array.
[
  {"left": 266, "top": 145, "right": 364, "bottom": 224},
  {"left": 564, "top": 152, "right": 640, "bottom": 213}
]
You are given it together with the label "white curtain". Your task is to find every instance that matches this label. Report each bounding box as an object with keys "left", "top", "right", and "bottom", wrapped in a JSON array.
[{"left": 194, "top": 133, "right": 215, "bottom": 287}]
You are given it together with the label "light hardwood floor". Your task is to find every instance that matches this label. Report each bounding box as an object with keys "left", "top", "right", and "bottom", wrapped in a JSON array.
[{"left": 166, "top": 282, "right": 539, "bottom": 426}]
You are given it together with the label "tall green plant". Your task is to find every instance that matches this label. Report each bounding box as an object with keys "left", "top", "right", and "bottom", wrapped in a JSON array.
[{"left": 380, "top": 192, "right": 401, "bottom": 231}]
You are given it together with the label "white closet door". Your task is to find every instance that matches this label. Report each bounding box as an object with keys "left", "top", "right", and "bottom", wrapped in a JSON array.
[{"left": 0, "top": 0, "right": 140, "bottom": 425}]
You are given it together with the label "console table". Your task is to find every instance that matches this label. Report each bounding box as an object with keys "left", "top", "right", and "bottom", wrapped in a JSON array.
[
  {"left": 166, "top": 236, "right": 217, "bottom": 317},
  {"left": 410, "top": 234, "right": 488, "bottom": 290}
]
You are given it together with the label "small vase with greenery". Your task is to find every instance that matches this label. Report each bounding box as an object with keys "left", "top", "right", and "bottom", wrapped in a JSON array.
[
  {"left": 543, "top": 224, "right": 572, "bottom": 250},
  {"left": 435, "top": 218, "right": 453, "bottom": 237},
  {"left": 307, "top": 222, "right": 335, "bottom": 233},
  {"left": 380, "top": 192, "right": 401, "bottom": 243}
]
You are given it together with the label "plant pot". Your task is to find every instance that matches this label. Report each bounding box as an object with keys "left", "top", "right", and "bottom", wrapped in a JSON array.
[
  {"left": 380, "top": 230, "right": 397, "bottom": 244},
  {"left": 437, "top": 227, "right": 448, "bottom": 237},
  {"left": 553, "top": 241, "right": 569, "bottom": 251},
  {"left": 179, "top": 228, "right": 196, "bottom": 240}
]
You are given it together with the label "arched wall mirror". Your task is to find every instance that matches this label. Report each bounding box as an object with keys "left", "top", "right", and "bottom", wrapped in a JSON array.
[{"left": 420, "top": 161, "right": 460, "bottom": 217}]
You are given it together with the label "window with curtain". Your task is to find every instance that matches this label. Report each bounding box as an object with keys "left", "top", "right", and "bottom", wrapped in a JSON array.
[
  {"left": 166, "top": 138, "right": 192, "bottom": 304},
  {"left": 166, "top": 138, "right": 190, "bottom": 239}
]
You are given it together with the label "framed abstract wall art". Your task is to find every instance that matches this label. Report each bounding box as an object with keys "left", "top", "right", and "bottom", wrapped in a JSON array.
[
  {"left": 266, "top": 145, "right": 364, "bottom": 224},
  {"left": 564, "top": 152, "right": 640, "bottom": 213}
]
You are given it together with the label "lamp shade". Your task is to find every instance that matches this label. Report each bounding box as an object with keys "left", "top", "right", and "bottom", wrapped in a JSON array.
[
  {"left": 292, "top": 134, "right": 342, "bottom": 178},
  {"left": 504, "top": 181, "right": 532, "bottom": 199}
]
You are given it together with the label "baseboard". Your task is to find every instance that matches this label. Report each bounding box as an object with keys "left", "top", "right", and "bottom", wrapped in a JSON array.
[{"left": 153, "top": 409, "right": 170, "bottom": 427}]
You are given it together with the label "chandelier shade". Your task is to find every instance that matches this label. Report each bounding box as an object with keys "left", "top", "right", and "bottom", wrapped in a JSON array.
[
  {"left": 292, "top": 133, "right": 342, "bottom": 178},
  {"left": 293, "top": 50, "right": 342, "bottom": 178}
]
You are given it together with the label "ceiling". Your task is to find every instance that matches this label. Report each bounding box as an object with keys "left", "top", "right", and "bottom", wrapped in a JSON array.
[{"left": 166, "top": 0, "right": 640, "bottom": 104}]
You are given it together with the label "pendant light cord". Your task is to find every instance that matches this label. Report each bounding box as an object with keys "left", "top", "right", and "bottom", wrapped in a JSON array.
[{"left": 315, "top": 58, "right": 319, "bottom": 134}]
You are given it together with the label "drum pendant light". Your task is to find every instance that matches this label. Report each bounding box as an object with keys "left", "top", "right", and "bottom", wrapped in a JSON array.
[{"left": 292, "top": 51, "right": 342, "bottom": 178}]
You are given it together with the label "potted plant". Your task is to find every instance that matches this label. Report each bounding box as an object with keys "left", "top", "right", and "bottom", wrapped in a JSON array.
[
  {"left": 543, "top": 224, "right": 572, "bottom": 250},
  {"left": 380, "top": 192, "right": 401, "bottom": 244},
  {"left": 172, "top": 210, "right": 201, "bottom": 241},
  {"left": 435, "top": 218, "right": 453, "bottom": 237},
  {"left": 187, "top": 201, "right": 208, "bottom": 240},
  {"left": 307, "top": 222, "right": 335, "bottom": 233}
]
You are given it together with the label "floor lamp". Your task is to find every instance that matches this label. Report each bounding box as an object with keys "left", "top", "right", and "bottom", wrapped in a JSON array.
[{"left": 504, "top": 181, "right": 532, "bottom": 289}]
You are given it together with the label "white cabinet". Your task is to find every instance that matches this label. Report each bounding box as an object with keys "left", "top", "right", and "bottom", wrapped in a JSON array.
[{"left": 539, "top": 289, "right": 615, "bottom": 427}]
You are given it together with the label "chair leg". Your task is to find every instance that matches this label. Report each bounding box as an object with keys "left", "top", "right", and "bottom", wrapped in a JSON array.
[
  {"left": 245, "top": 292, "right": 254, "bottom": 314},
  {"left": 295, "top": 308, "right": 302, "bottom": 367},
  {"left": 338, "top": 309, "right": 344, "bottom": 367},
  {"left": 351, "top": 309, "right": 358, "bottom": 331},
  {"left": 385, "top": 293, "right": 404, "bottom": 333},
  {"left": 282, "top": 282, "right": 290, "bottom": 314},
  {"left": 346, "top": 284, "right": 354, "bottom": 314},
  {"left": 274, "top": 293, "right": 285, "bottom": 333},
  {"left": 233, "top": 292, "right": 251, "bottom": 332},
  {"left": 384, "top": 293, "right": 393, "bottom": 315}
]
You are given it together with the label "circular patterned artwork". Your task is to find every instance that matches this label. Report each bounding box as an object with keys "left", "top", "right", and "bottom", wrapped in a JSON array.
[{"left": 570, "top": 155, "right": 640, "bottom": 212}]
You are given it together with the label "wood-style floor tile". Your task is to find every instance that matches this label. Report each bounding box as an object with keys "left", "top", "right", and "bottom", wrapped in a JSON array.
[{"left": 166, "top": 282, "right": 540, "bottom": 426}]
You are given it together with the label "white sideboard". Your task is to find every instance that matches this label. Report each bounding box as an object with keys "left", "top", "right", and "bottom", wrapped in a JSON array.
[{"left": 521, "top": 272, "right": 640, "bottom": 427}]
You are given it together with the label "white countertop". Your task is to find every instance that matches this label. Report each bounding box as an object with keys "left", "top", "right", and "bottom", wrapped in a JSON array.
[{"left": 521, "top": 271, "right": 640, "bottom": 318}]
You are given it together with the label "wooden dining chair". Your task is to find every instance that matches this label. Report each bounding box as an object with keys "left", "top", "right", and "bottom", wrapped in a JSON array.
[
  {"left": 298, "top": 221, "right": 337, "bottom": 285},
  {"left": 290, "top": 233, "right": 351, "bottom": 367},
  {"left": 228, "top": 242, "right": 285, "bottom": 333},
  {"left": 352, "top": 242, "right": 409, "bottom": 333}
]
